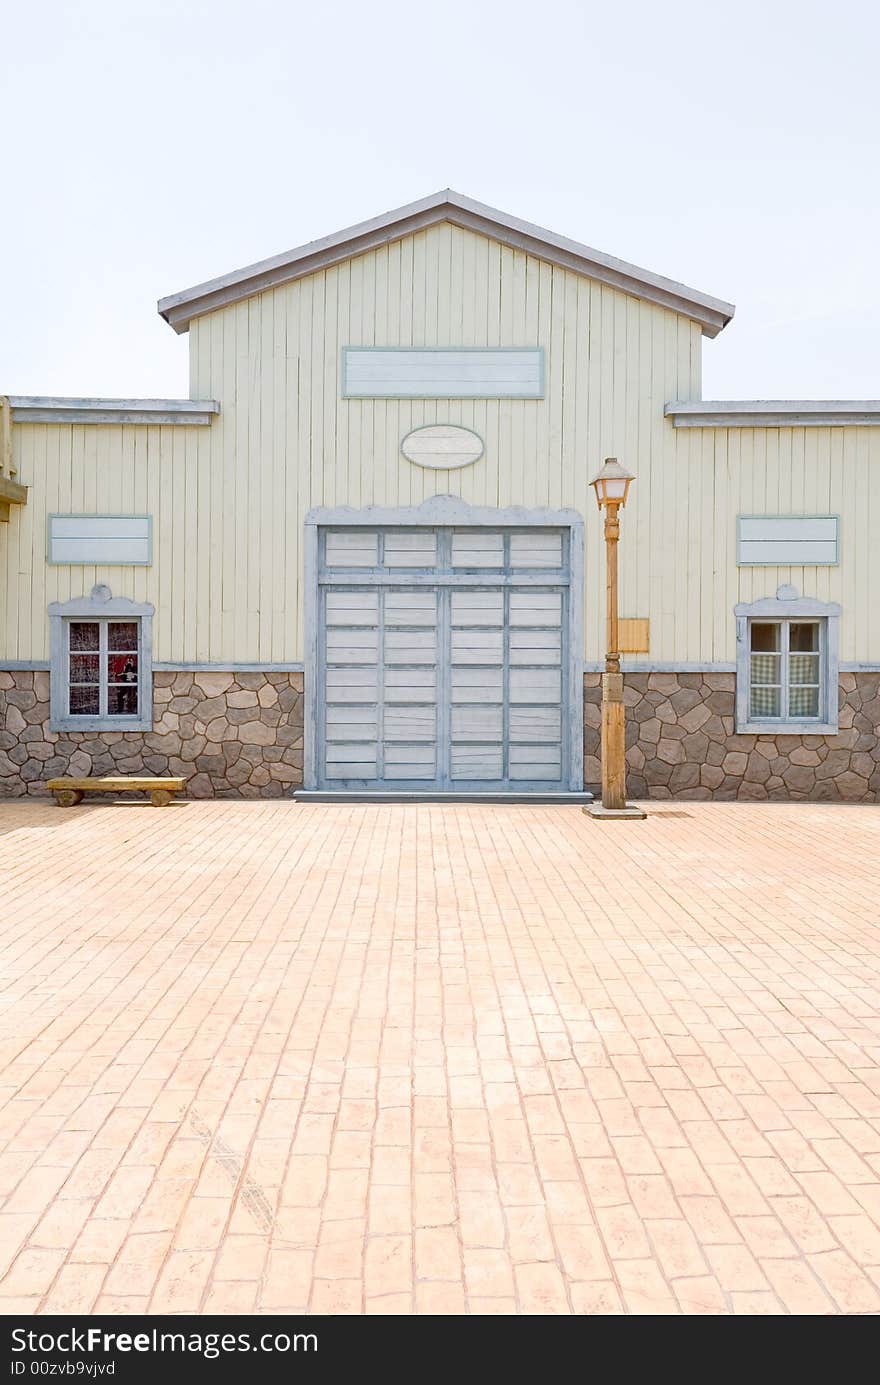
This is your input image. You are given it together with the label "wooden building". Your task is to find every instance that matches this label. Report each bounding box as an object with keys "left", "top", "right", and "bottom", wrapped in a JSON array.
[{"left": 2, "top": 191, "right": 878, "bottom": 800}]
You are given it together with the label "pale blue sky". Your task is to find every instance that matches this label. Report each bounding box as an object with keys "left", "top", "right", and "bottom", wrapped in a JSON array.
[{"left": 2, "top": 0, "right": 878, "bottom": 401}]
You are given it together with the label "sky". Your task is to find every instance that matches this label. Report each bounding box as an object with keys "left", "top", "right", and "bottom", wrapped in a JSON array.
[{"left": 2, "top": 0, "right": 878, "bottom": 402}]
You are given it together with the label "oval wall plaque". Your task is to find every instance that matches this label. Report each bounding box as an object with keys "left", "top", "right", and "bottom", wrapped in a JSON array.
[{"left": 400, "top": 423, "right": 484, "bottom": 471}]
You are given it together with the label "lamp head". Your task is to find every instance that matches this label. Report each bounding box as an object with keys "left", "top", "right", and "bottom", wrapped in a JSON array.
[{"left": 590, "top": 456, "right": 634, "bottom": 509}]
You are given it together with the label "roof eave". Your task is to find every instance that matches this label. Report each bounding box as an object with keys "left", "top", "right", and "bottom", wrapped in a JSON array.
[
  {"left": 8, "top": 397, "right": 220, "bottom": 425},
  {"left": 666, "top": 400, "right": 880, "bottom": 428},
  {"left": 158, "top": 190, "right": 735, "bottom": 338}
]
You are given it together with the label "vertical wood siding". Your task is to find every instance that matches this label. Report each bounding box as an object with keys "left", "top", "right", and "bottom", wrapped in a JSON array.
[{"left": 3, "top": 222, "right": 879, "bottom": 664}]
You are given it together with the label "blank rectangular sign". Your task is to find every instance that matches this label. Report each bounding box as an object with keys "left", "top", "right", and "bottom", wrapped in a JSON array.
[
  {"left": 737, "top": 516, "right": 839, "bottom": 565},
  {"left": 342, "top": 347, "right": 544, "bottom": 398},
  {"left": 49, "top": 515, "right": 152, "bottom": 565}
]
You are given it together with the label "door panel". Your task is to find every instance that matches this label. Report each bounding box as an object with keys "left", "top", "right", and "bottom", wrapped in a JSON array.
[{"left": 317, "top": 526, "right": 570, "bottom": 790}]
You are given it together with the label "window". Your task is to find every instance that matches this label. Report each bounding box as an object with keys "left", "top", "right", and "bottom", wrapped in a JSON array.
[
  {"left": 67, "top": 619, "right": 141, "bottom": 720},
  {"left": 48, "top": 585, "right": 154, "bottom": 732},
  {"left": 748, "top": 619, "right": 823, "bottom": 720},
  {"left": 735, "top": 586, "right": 840, "bottom": 734}
]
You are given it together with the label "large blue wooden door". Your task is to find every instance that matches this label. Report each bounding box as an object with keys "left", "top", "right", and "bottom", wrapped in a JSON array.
[{"left": 316, "top": 525, "right": 571, "bottom": 792}]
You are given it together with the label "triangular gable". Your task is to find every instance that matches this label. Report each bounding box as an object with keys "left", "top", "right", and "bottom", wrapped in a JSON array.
[{"left": 158, "top": 190, "right": 734, "bottom": 338}]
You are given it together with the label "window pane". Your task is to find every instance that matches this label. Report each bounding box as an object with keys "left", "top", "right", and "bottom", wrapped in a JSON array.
[
  {"left": 69, "top": 653, "right": 100, "bottom": 684},
  {"left": 69, "top": 685, "right": 99, "bottom": 715},
  {"left": 751, "top": 686, "right": 781, "bottom": 717},
  {"left": 790, "top": 622, "right": 819, "bottom": 652},
  {"left": 789, "top": 653, "right": 820, "bottom": 685},
  {"left": 790, "top": 686, "right": 819, "bottom": 718},
  {"left": 108, "top": 621, "right": 138, "bottom": 651},
  {"left": 107, "top": 684, "right": 139, "bottom": 716},
  {"left": 750, "top": 622, "right": 780, "bottom": 652},
  {"left": 751, "top": 652, "right": 780, "bottom": 686},
  {"left": 69, "top": 621, "right": 99, "bottom": 651},
  {"left": 108, "top": 652, "right": 138, "bottom": 684}
]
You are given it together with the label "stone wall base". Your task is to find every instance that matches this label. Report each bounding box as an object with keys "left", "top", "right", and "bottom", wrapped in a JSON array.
[
  {"left": 0, "top": 671, "right": 304, "bottom": 799},
  {"left": 3, "top": 667, "right": 878, "bottom": 802},
  {"left": 584, "top": 672, "right": 880, "bottom": 801}
]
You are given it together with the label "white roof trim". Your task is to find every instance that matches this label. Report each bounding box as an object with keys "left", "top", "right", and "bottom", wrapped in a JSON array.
[
  {"left": 666, "top": 400, "right": 880, "bottom": 428},
  {"left": 9, "top": 397, "right": 220, "bottom": 425},
  {"left": 158, "top": 189, "right": 735, "bottom": 338}
]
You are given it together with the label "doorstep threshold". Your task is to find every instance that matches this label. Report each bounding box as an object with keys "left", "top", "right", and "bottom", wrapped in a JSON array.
[{"left": 294, "top": 790, "right": 594, "bottom": 805}]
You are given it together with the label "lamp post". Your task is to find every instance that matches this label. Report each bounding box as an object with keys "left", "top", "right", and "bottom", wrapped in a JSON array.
[{"left": 585, "top": 458, "right": 646, "bottom": 820}]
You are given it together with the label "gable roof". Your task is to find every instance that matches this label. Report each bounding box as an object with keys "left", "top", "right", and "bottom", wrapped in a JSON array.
[{"left": 157, "top": 189, "right": 735, "bottom": 338}]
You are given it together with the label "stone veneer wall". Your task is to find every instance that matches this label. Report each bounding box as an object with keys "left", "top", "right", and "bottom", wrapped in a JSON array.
[
  {"left": 3, "top": 666, "right": 878, "bottom": 802},
  {"left": 0, "top": 670, "right": 304, "bottom": 799},
  {"left": 585, "top": 671, "right": 880, "bottom": 801}
]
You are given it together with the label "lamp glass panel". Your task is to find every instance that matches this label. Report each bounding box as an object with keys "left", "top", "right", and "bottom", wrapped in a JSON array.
[{"left": 603, "top": 478, "right": 628, "bottom": 499}]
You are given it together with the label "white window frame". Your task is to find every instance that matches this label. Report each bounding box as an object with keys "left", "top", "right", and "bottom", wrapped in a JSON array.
[
  {"left": 734, "top": 585, "right": 840, "bottom": 734},
  {"left": 48, "top": 584, "right": 154, "bottom": 732}
]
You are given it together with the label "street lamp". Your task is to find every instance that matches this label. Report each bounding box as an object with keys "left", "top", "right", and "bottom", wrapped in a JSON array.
[{"left": 585, "top": 458, "right": 646, "bottom": 820}]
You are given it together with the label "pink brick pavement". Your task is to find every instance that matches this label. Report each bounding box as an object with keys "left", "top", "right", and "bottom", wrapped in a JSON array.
[{"left": 1, "top": 798, "right": 880, "bottom": 1315}]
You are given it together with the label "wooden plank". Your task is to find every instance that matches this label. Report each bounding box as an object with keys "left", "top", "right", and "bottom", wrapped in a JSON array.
[
  {"left": 509, "top": 746, "right": 561, "bottom": 778},
  {"left": 384, "top": 668, "right": 436, "bottom": 701},
  {"left": 384, "top": 630, "right": 437, "bottom": 662},
  {"left": 383, "top": 746, "right": 436, "bottom": 777},
  {"left": 325, "top": 760, "right": 379, "bottom": 779},
  {"left": 509, "top": 630, "right": 562, "bottom": 664},
  {"left": 0, "top": 396, "right": 13, "bottom": 477},
  {"left": 324, "top": 531, "right": 380, "bottom": 571},
  {"left": 509, "top": 668, "right": 561, "bottom": 703},
  {"left": 325, "top": 629, "right": 379, "bottom": 662},
  {"left": 738, "top": 538, "right": 838, "bottom": 565},
  {"left": 451, "top": 706, "right": 503, "bottom": 740},
  {"left": 451, "top": 530, "right": 504, "bottom": 567},
  {"left": 451, "top": 667, "right": 503, "bottom": 702},
  {"left": 382, "top": 530, "right": 437, "bottom": 567},
  {"left": 325, "top": 668, "right": 378, "bottom": 702},
  {"left": 384, "top": 707, "right": 436, "bottom": 739},
  {"left": 324, "top": 591, "right": 379, "bottom": 625},
  {"left": 325, "top": 708, "right": 378, "bottom": 740},
  {"left": 46, "top": 777, "right": 185, "bottom": 789},
  {"left": 509, "top": 591, "right": 562, "bottom": 625},
  {"left": 451, "top": 631, "right": 504, "bottom": 663},
  {"left": 383, "top": 591, "right": 437, "bottom": 625},
  {"left": 509, "top": 531, "right": 563, "bottom": 568},
  {"left": 450, "top": 591, "right": 504, "bottom": 626},
  {"left": 451, "top": 746, "right": 504, "bottom": 779},
  {"left": 0, "top": 474, "right": 28, "bottom": 507},
  {"left": 509, "top": 706, "right": 562, "bottom": 740}
]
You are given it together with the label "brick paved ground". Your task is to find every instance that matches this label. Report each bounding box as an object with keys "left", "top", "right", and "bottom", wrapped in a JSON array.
[{"left": 1, "top": 798, "right": 880, "bottom": 1315}]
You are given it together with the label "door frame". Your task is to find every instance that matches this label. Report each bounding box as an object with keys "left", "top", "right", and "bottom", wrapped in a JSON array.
[{"left": 303, "top": 494, "right": 585, "bottom": 792}]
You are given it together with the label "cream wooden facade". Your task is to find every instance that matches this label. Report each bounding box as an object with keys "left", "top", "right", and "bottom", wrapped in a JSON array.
[{"left": 4, "top": 217, "right": 879, "bottom": 671}]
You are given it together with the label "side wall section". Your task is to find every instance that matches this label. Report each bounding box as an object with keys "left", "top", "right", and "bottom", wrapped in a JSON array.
[
  {"left": 584, "top": 672, "right": 880, "bottom": 801},
  {"left": 0, "top": 670, "right": 304, "bottom": 799}
]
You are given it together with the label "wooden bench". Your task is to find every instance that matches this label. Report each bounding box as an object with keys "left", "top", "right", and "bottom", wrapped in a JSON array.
[{"left": 46, "top": 776, "right": 186, "bottom": 807}]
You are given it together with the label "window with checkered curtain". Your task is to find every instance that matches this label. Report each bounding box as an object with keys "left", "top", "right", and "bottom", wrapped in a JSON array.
[{"left": 749, "top": 620, "right": 822, "bottom": 722}]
